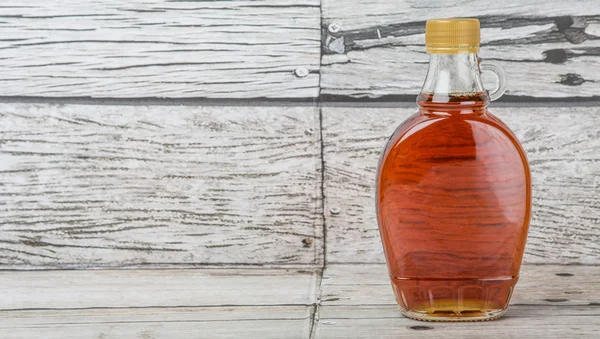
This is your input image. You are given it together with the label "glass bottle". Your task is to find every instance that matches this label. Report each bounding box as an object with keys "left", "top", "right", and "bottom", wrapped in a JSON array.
[{"left": 376, "top": 18, "right": 531, "bottom": 321}]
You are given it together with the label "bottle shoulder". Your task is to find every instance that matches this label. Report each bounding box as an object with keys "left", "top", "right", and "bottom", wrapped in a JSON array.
[
  {"left": 386, "top": 111, "right": 521, "bottom": 147},
  {"left": 380, "top": 110, "right": 529, "bottom": 169}
]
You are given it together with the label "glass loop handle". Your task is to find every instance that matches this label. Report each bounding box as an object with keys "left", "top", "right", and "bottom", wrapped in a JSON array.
[{"left": 480, "top": 60, "right": 507, "bottom": 101}]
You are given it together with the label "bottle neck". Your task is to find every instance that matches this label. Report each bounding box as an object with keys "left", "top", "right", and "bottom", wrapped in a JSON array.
[{"left": 418, "top": 53, "right": 489, "bottom": 108}]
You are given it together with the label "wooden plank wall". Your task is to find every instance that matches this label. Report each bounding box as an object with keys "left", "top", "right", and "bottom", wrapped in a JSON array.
[
  {"left": 0, "top": 0, "right": 321, "bottom": 98},
  {"left": 0, "top": 104, "right": 322, "bottom": 268},
  {"left": 321, "top": 0, "right": 600, "bottom": 99},
  {"left": 323, "top": 107, "right": 600, "bottom": 264},
  {"left": 0, "top": 0, "right": 598, "bottom": 268}
]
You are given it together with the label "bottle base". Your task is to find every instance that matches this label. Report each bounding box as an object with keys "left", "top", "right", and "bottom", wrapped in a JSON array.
[
  {"left": 400, "top": 308, "right": 506, "bottom": 322},
  {"left": 390, "top": 276, "right": 517, "bottom": 322}
]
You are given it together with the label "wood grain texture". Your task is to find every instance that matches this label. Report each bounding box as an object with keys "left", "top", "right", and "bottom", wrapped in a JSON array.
[
  {"left": 0, "top": 0, "right": 320, "bottom": 98},
  {"left": 1, "top": 268, "right": 318, "bottom": 309},
  {"left": 320, "top": 264, "right": 600, "bottom": 307},
  {"left": 0, "top": 103, "right": 322, "bottom": 267},
  {"left": 1, "top": 266, "right": 598, "bottom": 338},
  {"left": 0, "top": 268, "right": 317, "bottom": 339},
  {"left": 315, "top": 264, "right": 600, "bottom": 338},
  {"left": 316, "top": 265, "right": 600, "bottom": 338},
  {"left": 323, "top": 106, "right": 600, "bottom": 264},
  {"left": 321, "top": 0, "right": 600, "bottom": 99},
  {"left": 1, "top": 307, "right": 313, "bottom": 339},
  {"left": 315, "top": 305, "right": 600, "bottom": 338}
]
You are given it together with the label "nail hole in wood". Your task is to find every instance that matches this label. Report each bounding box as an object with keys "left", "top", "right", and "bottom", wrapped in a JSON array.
[
  {"left": 559, "top": 73, "right": 585, "bottom": 86},
  {"left": 294, "top": 67, "right": 309, "bottom": 78},
  {"left": 328, "top": 23, "right": 342, "bottom": 33},
  {"left": 555, "top": 16, "right": 574, "bottom": 32},
  {"left": 543, "top": 49, "right": 568, "bottom": 64},
  {"left": 302, "top": 238, "right": 313, "bottom": 247}
]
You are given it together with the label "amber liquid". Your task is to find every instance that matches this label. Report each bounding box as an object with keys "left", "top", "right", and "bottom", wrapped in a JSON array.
[{"left": 376, "top": 93, "right": 531, "bottom": 321}]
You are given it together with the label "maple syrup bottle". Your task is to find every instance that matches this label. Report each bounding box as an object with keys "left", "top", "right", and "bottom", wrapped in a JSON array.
[{"left": 376, "top": 19, "right": 531, "bottom": 321}]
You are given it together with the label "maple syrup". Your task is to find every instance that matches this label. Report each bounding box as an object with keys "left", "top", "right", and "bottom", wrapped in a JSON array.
[{"left": 376, "top": 19, "right": 531, "bottom": 321}]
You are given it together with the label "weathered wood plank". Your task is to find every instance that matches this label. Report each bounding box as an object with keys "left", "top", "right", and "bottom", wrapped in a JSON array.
[
  {"left": 1, "top": 268, "right": 318, "bottom": 309},
  {"left": 0, "top": 268, "right": 317, "bottom": 338},
  {"left": 0, "top": 103, "right": 322, "bottom": 267},
  {"left": 321, "top": 0, "right": 600, "bottom": 99},
  {"left": 0, "top": 307, "right": 312, "bottom": 339},
  {"left": 323, "top": 106, "right": 600, "bottom": 264},
  {"left": 0, "top": 268, "right": 318, "bottom": 338},
  {"left": 2, "top": 266, "right": 599, "bottom": 338},
  {"left": 0, "top": 0, "right": 320, "bottom": 98},
  {"left": 320, "top": 265, "right": 600, "bottom": 307},
  {"left": 315, "top": 264, "right": 600, "bottom": 338},
  {"left": 315, "top": 305, "right": 600, "bottom": 338}
]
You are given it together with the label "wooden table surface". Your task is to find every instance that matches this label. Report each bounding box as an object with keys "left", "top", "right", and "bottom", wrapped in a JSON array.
[{"left": 2, "top": 264, "right": 599, "bottom": 338}]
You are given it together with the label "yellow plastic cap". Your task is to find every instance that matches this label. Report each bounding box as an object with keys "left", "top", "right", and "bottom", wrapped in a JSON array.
[{"left": 426, "top": 18, "right": 480, "bottom": 54}]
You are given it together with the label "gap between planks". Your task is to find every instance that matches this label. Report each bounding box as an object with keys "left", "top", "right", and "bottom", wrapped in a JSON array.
[
  {"left": 309, "top": 106, "right": 327, "bottom": 339},
  {"left": 0, "top": 96, "right": 600, "bottom": 108}
]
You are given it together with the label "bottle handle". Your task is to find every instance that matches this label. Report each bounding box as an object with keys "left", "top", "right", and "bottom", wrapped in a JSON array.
[{"left": 480, "top": 59, "right": 507, "bottom": 101}]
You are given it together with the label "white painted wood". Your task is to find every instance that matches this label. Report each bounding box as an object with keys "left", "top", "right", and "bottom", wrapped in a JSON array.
[
  {"left": 314, "top": 305, "right": 600, "bottom": 338},
  {"left": 0, "top": 268, "right": 318, "bottom": 338},
  {"left": 0, "top": 103, "right": 322, "bottom": 267},
  {"left": 321, "top": 0, "right": 600, "bottom": 98},
  {"left": 0, "top": 306, "right": 311, "bottom": 325},
  {"left": 0, "top": 0, "right": 321, "bottom": 98},
  {"left": 322, "top": 0, "right": 598, "bottom": 31},
  {"left": 320, "top": 264, "right": 600, "bottom": 306},
  {"left": 1, "top": 268, "right": 319, "bottom": 309},
  {"left": 317, "top": 304, "right": 600, "bottom": 319},
  {"left": 1, "top": 266, "right": 598, "bottom": 338},
  {"left": 0, "top": 307, "right": 312, "bottom": 339},
  {"left": 315, "top": 264, "right": 600, "bottom": 338},
  {"left": 323, "top": 106, "right": 600, "bottom": 264}
]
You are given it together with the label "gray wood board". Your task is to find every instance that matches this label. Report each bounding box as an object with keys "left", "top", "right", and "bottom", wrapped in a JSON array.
[
  {"left": 314, "top": 264, "right": 600, "bottom": 338},
  {"left": 1, "top": 266, "right": 598, "bottom": 338},
  {"left": 0, "top": 103, "right": 323, "bottom": 267},
  {"left": 1, "top": 268, "right": 318, "bottom": 339},
  {"left": 323, "top": 106, "right": 600, "bottom": 264},
  {"left": 1, "top": 307, "right": 313, "bottom": 339},
  {"left": 0, "top": 0, "right": 321, "bottom": 98},
  {"left": 320, "top": 264, "right": 600, "bottom": 307},
  {"left": 315, "top": 306, "right": 600, "bottom": 338},
  {"left": 1, "top": 268, "right": 319, "bottom": 309},
  {"left": 321, "top": 0, "right": 600, "bottom": 99}
]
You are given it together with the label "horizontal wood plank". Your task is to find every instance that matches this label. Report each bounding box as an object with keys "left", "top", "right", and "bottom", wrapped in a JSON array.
[
  {"left": 0, "top": 307, "right": 312, "bottom": 339},
  {"left": 0, "top": 0, "right": 320, "bottom": 98},
  {"left": 1, "top": 268, "right": 318, "bottom": 309},
  {"left": 323, "top": 106, "right": 600, "bottom": 264},
  {"left": 321, "top": 0, "right": 600, "bottom": 99},
  {"left": 314, "top": 305, "right": 600, "bottom": 338},
  {"left": 315, "top": 264, "right": 600, "bottom": 338},
  {"left": 320, "top": 264, "right": 600, "bottom": 307},
  {"left": 1, "top": 266, "right": 598, "bottom": 338},
  {"left": 0, "top": 103, "right": 322, "bottom": 267},
  {"left": 0, "top": 267, "right": 317, "bottom": 338}
]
